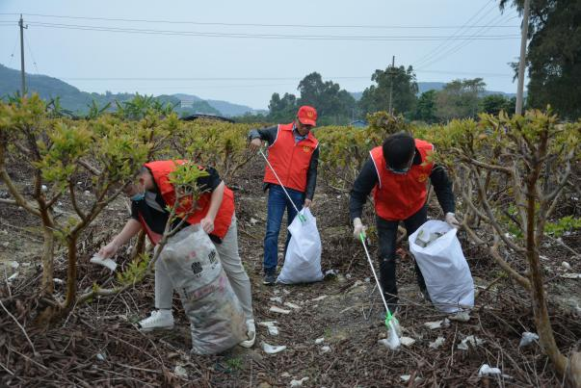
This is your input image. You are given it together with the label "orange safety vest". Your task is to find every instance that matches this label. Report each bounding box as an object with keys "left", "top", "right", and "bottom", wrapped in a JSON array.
[
  {"left": 140, "top": 160, "right": 235, "bottom": 243},
  {"left": 263, "top": 123, "right": 319, "bottom": 193},
  {"left": 370, "top": 139, "right": 434, "bottom": 221}
]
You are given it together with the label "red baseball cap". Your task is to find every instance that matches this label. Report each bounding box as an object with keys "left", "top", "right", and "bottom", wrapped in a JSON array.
[{"left": 297, "top": 105, "right": 317, "bottom": 126}]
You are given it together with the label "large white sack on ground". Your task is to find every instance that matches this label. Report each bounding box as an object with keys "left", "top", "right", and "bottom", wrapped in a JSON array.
[
  {"left": 277, "top": 208, "right": 324, "bottom": 284},
  {"left": 160, "top": 224, "right": 245, "bottom": 354},
  {"left": 408, "top": 220, "right": 474, "bottom": 313}
]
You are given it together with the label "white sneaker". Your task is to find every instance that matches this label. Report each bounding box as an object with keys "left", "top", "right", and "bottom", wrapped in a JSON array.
[
  {"left": 239, "top": 319, "right": 256, "bottom": 348},
  {"left": 138, "top": 310, "right": 174, "bottom": 332}
]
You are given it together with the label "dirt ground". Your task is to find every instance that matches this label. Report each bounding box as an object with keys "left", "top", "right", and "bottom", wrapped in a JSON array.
[{"left": 0, "top": 158, "right": 580, "bottom": 387}]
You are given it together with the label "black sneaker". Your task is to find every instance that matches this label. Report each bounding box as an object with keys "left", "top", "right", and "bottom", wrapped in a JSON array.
[{"left": 263, "top": 273, "right": 277, "bottom": 285}]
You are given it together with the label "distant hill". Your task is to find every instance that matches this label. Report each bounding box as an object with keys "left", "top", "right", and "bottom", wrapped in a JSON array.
[
  {"left": 0, "top": 65, "right": 255, "bottom": 117},
  {"left": 352, "top": 82, "right": 515, "bottom": 99}
]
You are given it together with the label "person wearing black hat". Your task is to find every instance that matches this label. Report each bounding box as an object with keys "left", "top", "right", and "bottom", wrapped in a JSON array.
[{"left": 349, "top": 132, "right": 459, "bottom": 313}]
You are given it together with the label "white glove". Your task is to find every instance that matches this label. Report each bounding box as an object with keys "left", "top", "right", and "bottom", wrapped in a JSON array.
[
  {"left": 353, "top": 217, "right": 367, "bottom": 239},
  {"left": 445, "top": 212, "right": 460, "bottom": 229}
]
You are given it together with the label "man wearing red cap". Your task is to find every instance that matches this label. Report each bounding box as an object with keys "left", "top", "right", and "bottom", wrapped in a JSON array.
[{"left": 249, "top": 106, "right": 319, "bottom": 285}]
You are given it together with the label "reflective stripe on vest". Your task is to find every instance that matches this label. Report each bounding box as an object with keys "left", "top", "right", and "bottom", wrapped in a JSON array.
[
  {"left": 263, "top": 123, "right": 319, "bottom": 193},
  {"left": 370, "top": 139, "right": 434, "bottom": 221},
  {"left": 142, "top": 160, "right": 234, "bottom": 240}
]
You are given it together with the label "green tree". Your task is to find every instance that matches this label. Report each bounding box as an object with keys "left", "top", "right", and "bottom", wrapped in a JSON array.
[
  {"left": 359, "top": 65, "right": 418, "bottom": 117},
  {"left": 435, "top": 78, "right": 486, "bottom": 121},
  {"left": 480, "top": 94, "right": 515, "bottom": 115},
  {"left": 268, "top": 92, "right": 298, "bottom": 123},
  {"left": 415, "top": 90, "right": 438, "bottom": 123},
  {"left": 297, "top": 72, "right": 356, "bottom": 125},
  {"left": 501, "top": 0, "right": 581, "bottom": 119}
]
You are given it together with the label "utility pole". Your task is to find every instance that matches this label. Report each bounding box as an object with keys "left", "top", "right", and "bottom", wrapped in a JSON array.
[
  {"left": 388, "top": 56, "right": 395, "bottom": 115},
  {"left": 515, "top": 0, "right": 530, "bottom": 115},
  {"left": 19, "top": 14, "right": 27, "bottom": 96}
]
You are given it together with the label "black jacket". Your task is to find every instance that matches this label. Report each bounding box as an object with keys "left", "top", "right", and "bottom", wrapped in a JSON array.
[{"left": 349, "top": 148, "right": 455, "bottom": 221}]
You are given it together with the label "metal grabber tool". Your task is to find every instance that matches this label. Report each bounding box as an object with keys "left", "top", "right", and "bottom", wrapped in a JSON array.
[{"left": 359, "top": 232, "right": 401, "bottom": 350}]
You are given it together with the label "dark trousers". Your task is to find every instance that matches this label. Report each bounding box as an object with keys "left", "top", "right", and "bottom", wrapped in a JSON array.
[{"left": 376, "top": 205, "right": 427, "bottom": 310}]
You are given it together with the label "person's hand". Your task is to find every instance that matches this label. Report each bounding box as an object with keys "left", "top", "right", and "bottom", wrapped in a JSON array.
[
  {"left": 98, "top": 241, "right": 119, "bottom": 259},
  {"left": 303, "top": 199, "right": 312, "bottom": 208},
  {"left": 353, "top": 217, "right": 367, "bottom": 239},
  {"left": 445, "top": 212, "right": 461, "bottom": 229},
  {"left": 201, "top": 217, "right": 215, "bottom": 234},
  {"left": 249, "top": 138, "right": 262, "bottom": 151}
]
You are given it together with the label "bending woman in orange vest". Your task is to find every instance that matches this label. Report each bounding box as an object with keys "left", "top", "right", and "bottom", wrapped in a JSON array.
[
  {"left": 248, "top": 106, "right": 320, "bottom": 285},
  {"left": 97, "top": 161, "right": 256, "bottom": 348},
  {"left": 349, "top": 132, "right": 460, "bottom": 314}
]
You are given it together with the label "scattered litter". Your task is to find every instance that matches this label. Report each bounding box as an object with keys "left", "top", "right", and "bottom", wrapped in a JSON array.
[
  {"left": 320, "top": 346, "right": 331, "bottom": 353},
  {"left": 269, "top": 296, "right": 283, "bottom": 304},
  {"left": 449, "top": 311, "right": 471, "bottom": 322},
  {"left": 429, "top": 337, "right": 446, "bottom": 349},
  {"left": 290, "top": 377, "right": 309, "bottom": 387},
  {"left": 84, "top": 190, "right": 91, "bottom": 196},
  {"left": 269, "top": 306, "right": 291, "bottom": 315},
  {"left": 7, "top": 272, "right": 18, "bottom": 282},
  {"left": 350, "top": 280, "right": 364, "bottom": 289},
  {"left": 9, "top": 261, "right": 19, "bottom": 269},
  {"left": 400, "top": 375, "right": 423, "bottom": 383},
  {"left": 400, "top": 337, "right": 416, "bottom": 347},
  {"left": 561, "top": 262, "right": 572, "bottom": 270},
  {"left": 424, "top": 318, "right": 450, "bottom": 330},
  {"left": 53, "top": 278, "right": 65, "bottom": 285},
  {"left": 561, "top": 273, "right": 581, "bottom": 279},
  {"left": 364, "top": 277, "right": 370, "bottom": 283},
  {"left": 41, "top": 185, "right": 48, "bottom": 192},
  {"left": 96, "top": 353, "right": 106, "bottom": 361},
  {"left": 314, "top": 337, "right": 325, "bottom": 345},
  {"left": 174, "top": 365, "right": 188, "bottom": 379},
  {"left": 457, "top": 335, "right": 484, "bottom": 350},
  {"left": 324, "top": 269, "right": 338, "bottom": 277},
  {"left": 519, "top": 332, "right": 539, "bottom": 348},
  {"left": 478, "top": 364, "right": 502, "bottom": 377},
  {"left": 250, "top": 217, "right": 259, "bottom": 226},
  {"left": 258, "top": 321, "right": 280, "bottom": 336},
  {"left": 262, "top": 342, "right": 286, "bottom": 354},
  {"left": 378, "top": 325, "right": 401, "bottom": 351},
  {"left": 281, "top": 372, "right": 291, "bottom": 378},
  {"left": 346, "top": 273, "right": 352, "bottom": 279},
  {"left": 273, "top": 289, "right": 280, "bottom": 295},
  {"left": 282, "top": 289, "right": 291, "bottom": 295},
  {"left": 284, "top": 302, "right": 301, "bottom": 310},
  {"left": 90, "top": 255, "right": 117, "bottom": 271},
  {"left": 311, "top": 295, "right": 328, "bottom": 302}
]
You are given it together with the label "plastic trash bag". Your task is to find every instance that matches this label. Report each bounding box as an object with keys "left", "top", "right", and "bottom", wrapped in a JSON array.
[
  {"left": 408, "top": 220, "right": 474, "bottom": 313},
  {"left": 277, "top": 208, "right": 324, "bottom": 284},
  {"left": 160, "top": 224, "right": 246, "bottom": 355}
]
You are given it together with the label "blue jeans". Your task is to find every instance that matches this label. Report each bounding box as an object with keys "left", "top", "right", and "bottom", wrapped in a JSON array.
[{"left": 263, "top": 185, "right": 305, "bottom": 275}]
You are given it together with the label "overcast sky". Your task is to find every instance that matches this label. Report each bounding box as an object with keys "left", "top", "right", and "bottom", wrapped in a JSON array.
[{"left": 0, "top": 0, "right": 523, "bottom": 109}]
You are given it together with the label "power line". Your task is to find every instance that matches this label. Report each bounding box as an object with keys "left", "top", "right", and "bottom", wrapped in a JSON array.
[
  {"left": 412, "top": 1, "right": 498, "bottom": 67},
  {"left": 23, "top": 32, "right": 39, "bottom": 74},
  {"left": 415, "top": 14, "right": 517, "bottom": 70},
  {"left": 6, "top": 31, "right": 19, "bottom": 68},
  {"left": 22, "top": 21, "right": 519, "bottom": 42},
  {"left": 0, "top": 12, "right": 519, "bottom": 30},
  {"left": 59, "top": 70, "right": 512, "bottom": 82}
]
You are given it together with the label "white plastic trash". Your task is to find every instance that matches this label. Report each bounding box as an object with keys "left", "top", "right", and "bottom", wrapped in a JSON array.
[
  {"left": 409, "top": 220, "right": 474, "bottom": 313},
  {"left": 277, "top": 208, "right": 324, "bottom": 284},
  {"left": 90, "top": 255, "right": 118, "bottom": 271},
  {"left": 519, "top": 332, "right": 539, "bottom": 348}
]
